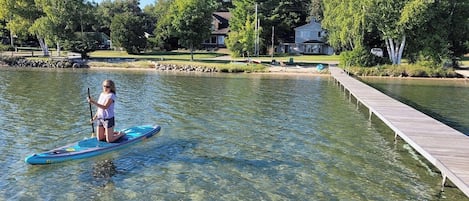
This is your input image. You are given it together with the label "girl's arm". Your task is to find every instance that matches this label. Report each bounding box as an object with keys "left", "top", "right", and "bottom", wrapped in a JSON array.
[
  {"left": 87, "top": 94, "right": 113, "bottom": 110},
  {"left": 89, "top": 97, "right": 113, "bottom": 109}
]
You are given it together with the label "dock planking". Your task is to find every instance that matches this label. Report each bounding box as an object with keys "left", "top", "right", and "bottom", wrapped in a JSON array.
[{"left": 330, "top": 67, "right": 469, "bottom": 197}]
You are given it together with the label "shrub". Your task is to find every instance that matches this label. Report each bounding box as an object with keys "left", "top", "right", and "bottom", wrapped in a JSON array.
[{"left": 340, "top": 46, "right": 388, "bottom": 67}]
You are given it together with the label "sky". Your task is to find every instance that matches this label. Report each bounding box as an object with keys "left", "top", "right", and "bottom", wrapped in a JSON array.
[{"left": 90, "top": 0, "right": 154, "bottom": 8}]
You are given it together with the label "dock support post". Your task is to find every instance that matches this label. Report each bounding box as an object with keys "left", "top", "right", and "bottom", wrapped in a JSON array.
[{"left": 441, "top": 174, "right": 447, "bottom": 192}]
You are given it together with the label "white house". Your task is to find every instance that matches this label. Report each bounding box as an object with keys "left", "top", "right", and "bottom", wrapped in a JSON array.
[{"left": 280, "top": 20, "right": 334, "bottom": 55}]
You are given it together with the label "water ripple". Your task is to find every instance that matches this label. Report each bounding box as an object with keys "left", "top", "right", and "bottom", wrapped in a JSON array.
[{"left": 0, "top": 69, "right": 461, "bottom": 200}]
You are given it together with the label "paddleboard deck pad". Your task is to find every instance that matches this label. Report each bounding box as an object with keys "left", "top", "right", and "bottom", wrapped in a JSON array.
[{"left": 25, "top": 125, "right": 161, "bottom": 165}]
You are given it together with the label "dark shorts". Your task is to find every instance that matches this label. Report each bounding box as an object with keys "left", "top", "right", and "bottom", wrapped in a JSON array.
[{"left": 98, "top": 117, "right": 115, "bottom": 128}]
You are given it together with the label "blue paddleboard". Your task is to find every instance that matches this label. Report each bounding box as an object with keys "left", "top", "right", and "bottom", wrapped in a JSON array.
[{"left": 25, "top": 125, "right": 161, "bottom": 165}]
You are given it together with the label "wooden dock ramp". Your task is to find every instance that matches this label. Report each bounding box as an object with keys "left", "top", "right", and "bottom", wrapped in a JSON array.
[{"left": 330, "top": 67, "right": 469, "bottom": 197}]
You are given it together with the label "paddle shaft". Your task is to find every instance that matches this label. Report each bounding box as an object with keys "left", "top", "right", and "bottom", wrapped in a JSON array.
[{"left": 88, "top": 88, "right": 95, "bottom": 134}]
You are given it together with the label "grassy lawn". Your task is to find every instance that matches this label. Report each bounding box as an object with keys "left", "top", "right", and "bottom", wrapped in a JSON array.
[
  {"left": 89, "top": 50, "right": 340, "bottom": 63},
  {"left": 461, "top": 54, "right": 469, "bottom": 67},
  {"left": 90, "top": 50, "right": 224, "bottom": 60},
  {"left": 88, "top": 59, "right": 267, "bottom": 72},
  {"left": 255, "top": 55, "right": 340, "bottom": 62}
]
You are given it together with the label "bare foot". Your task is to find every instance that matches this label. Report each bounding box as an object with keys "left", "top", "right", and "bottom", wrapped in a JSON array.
[{"left": 113, "top": 131, "right": 125, "bottom": 138}]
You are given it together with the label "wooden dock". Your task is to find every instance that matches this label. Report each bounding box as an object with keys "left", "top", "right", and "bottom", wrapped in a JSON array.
[{"left": 330, "top": 67, "right": 469, "bottom": 197}]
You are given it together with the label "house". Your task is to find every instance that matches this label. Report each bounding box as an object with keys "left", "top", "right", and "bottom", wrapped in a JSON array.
[
  {"left": 279, "top": 20, "right": 334, "bottom": 55},
  {"left": 202, "top": 12, "right": 232, "bottom": 49}
]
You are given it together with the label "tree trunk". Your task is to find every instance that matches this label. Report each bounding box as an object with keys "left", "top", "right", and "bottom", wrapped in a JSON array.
[
  {"left": 56, "top": 42, "right": 61, "bottom": 57},
  {"left": 37, "top": 36, "right": 49, "bottom": 57},
  {"left": 385, "top": 39, "right": 392, "bottom": 63},
  {"left": 397, "top": 35, "right": 406, "bottom": 65},
  {"left": 190, "top": 43, "right": 194, "bottom": 61},
  {"left": 388, "top": 38, "right": 397, "bottom": 64},
  {"left": 384, "top": 36, "right": 405, "bottom": 65}
]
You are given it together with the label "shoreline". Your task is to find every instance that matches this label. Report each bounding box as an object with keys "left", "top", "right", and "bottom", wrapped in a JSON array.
[
  {"left": 2, "top": 63, "right": 468, "bottom": 80},
  {"left": 87, "top": 65, "right": 331, "bottom": 76}
]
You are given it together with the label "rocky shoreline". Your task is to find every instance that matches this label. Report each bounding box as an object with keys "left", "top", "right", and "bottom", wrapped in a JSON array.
[
  {"left": 153, "top": 62, "right": 219, "bottom": 72},
  {"left": 0, "top": 56, "right": 87, "bottom": 68},
  {"left": 1, "top": 57, "right": 327, "bottom": 74}
]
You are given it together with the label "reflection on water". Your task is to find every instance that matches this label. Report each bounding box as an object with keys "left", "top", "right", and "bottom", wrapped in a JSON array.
[{"left": 0, "top": 68, "right": 467, "bottom": 200}]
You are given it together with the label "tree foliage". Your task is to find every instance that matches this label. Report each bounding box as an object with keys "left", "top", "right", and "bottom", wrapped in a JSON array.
[
  {"left": 155, "top": 0, "right": 217, "bottom": 60},
  {"left": 95, "top": 0, "right": 142, "bottom": 35},
  {"left": 322, "top": 0, "right": 469, "bottom": 67},
  {"left": 110, "top": 12, "right": 146, "bottom": 54},
  {"left": 226, "top": 0, "right": 255, "bottom": 57}
]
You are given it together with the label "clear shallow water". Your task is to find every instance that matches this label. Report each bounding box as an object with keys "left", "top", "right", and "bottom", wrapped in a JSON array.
[{"left": 0, "top": 68, "right": 466, "bottom": 200}]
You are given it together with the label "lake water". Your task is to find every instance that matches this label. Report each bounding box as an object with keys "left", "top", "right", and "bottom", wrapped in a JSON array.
[{"left": 0, "top": 68, "right": 467, "bottom": 200}]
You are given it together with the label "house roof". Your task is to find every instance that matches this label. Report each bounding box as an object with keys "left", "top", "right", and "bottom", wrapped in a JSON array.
[
  {"left": 212, "top": 12, "right": 231, "bottom": 35},
  {"left": 294, "top": 20, "right": 322, "bottom": 31},
  {"left": 213, "top": 12, "right": 232, "bottom": 21}
]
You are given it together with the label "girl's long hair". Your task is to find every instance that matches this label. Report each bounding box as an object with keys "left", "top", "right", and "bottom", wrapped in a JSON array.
[{"left": 104, "top": 80, "right": 116, "bottom": 94}]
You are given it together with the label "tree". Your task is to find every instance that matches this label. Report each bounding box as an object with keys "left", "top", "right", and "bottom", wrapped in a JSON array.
[
  {"left": 226, "top": 15, "right": 257, "bottom": 57},
  {"left": 322, "top": 0, "right": 371, "bottom": 52},
  {"left": 110, "top": 12, "right": 146, "bottom": 54},
  {"left": 407, "top": 0, "right": 469, "bottom": 66},
  {"left": 151, "top": 0, "right": 174, "bottom": 50},
  {"left": 370, "top": 0, "right": 423, "bottom": 65},
  {"left": 229, "top": 0, "right": 311, "bottom": 55},
  {"left": 166, "top": 0, "right": 218, "bottom": 61},
  {"left": 259, "top": 0, "right": 310, "bottom": 47},
  {"left": 0, "top": 0, "right": 49, "bottom": 56},
  {"left": 226, "top": 0, "right": 255, "bottom": 57},
  {"left": 32, "top": 0, "right": 96, "bottom": 56},
  {"left": 323, "top": 0, "right": 468, "bottom": 67},
  {"left": 309, "top": 0, "right": 323, "bottom": 22},
  {"left": 96, "top": 0, "right": 142, "bottom": 36}
]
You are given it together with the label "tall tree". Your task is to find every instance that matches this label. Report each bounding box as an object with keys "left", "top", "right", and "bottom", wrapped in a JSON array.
[
  {"left": 322, "top": 0, "right": 371, "bottom": 51},
  {"left": 96, "top": 0, "right": 142, "bottom": 36},
  {"left": 152, "top": 0, "right": 173, "bottom": 49},
  {"left": 370, "top": 0, "right": 433, "bottom": 65},
  {"left": 167, "top": 0, "right": 218, "bottom": 61},
  {"left": 0, "top": 0, "right": 49, "bottom": 55},
  {"left": 309, "top": 0, "right": 323, "bottom": 22},
  {"left": 110, "top": 12, "right": 146, "bottom": 54},
  {"left": 226, "top": 0, "right": 255, "bottom": 57},
  {"left": 32, "top": 0, "right": 95, "bottom": 56}
]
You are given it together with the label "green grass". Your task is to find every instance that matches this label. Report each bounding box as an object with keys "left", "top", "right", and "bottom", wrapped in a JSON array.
[
  {"left": 90, "top": 50, "right": 225, "bottom": 60},
  {"left": 461, "top": 54, "right": 469, "bottom": 67},
  {"left": 344, "top": 64, "right": 458, "bottom": 78},
  {"left": 154, "top": 60, "right": 267, "bottom": 72},
  {"left": 88, "top": 59, "right": 267, "bottom": 72},
  {"left": 90, "top": 50, "right": 340, "bottom": 63},
  {"left": 88, "top": 60, "right": 155, "bottom": 68},
  {"left": 254, "top": 55, "right": 341, "bottom": 62}
]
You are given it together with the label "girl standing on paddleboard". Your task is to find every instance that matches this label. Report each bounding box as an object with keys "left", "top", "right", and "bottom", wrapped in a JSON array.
[{"left": 87, "top": 79, "right": 124, "bottom": 143}]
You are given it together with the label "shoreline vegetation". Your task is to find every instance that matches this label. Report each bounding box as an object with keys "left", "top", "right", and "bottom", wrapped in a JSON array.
[{"left": 1, "top": 50, "right": 468, "bottom": 78}]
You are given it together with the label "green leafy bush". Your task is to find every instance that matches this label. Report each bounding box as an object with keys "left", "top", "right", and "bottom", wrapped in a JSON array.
[{"left": 340, "top": 46, "right": 388, "bottom": 67}]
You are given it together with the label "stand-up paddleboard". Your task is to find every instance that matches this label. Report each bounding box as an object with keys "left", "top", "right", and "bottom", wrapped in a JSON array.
[{"left": 25, "top": 125, "right": 161, "bottom": 165}]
